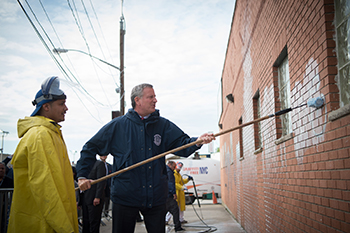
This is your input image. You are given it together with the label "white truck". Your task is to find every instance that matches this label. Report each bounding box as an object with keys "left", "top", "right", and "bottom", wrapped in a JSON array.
[{"left": 173, "top": 154, "right": 221, "bottom": 204}]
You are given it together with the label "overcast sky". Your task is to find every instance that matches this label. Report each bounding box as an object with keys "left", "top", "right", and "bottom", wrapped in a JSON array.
[{"left": 0, "top": 0, "right": 235, "bottom": 164}]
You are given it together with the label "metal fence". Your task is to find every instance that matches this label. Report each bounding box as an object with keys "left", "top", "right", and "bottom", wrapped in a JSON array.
[{"left": 0, "top": 188, "right": 13, "bottom": 233}]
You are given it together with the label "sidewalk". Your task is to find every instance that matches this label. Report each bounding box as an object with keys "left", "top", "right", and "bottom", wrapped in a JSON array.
[{"left": 99, "top": 199, "right": 246, "bottom": 233}]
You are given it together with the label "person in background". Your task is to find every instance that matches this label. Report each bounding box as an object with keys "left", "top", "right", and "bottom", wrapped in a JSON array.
[
  {"left": 2, "top": 155, "right": 13, "bottom": 179},
  {"left": 76, "top": 83, "right": 215, "bottom": 233},
  {"left": 166, "top": 161, "right": 185, "bottom": 232},
  {"left": 99, "top": 155, "right": 113, "bottom": 218},
  {"left": 72, "top": 166, "right": 83, "bottom": 221},
  {"left": 81, "top": 158, "right": 107, "bottom": 233},
  {"left": 174, "top": 162, "right": 193, "bottom": 224},
  {"left": 8, "top": 76, "right": 79, "bottom": 233},
  {"left": 0, "top": 162, "right": 13, "bottom": 188},
  {"left": 0, "top": 162, "right": 13, "bottom": 233}
]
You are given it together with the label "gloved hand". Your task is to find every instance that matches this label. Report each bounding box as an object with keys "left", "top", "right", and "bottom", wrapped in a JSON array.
[
  {"left": 182, "top": 186, "right": 188, "bottom": 191},
  {"left": 187, "top": 176, "right": 193, "bottom": 181}
]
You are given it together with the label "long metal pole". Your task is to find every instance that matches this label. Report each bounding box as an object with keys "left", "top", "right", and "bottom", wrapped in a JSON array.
[
  {"left": 120, "top": 15, "right": 125, "bottom": 115},
  {"left": 75, "top": 107, "right": 298, "bottom": 191}
]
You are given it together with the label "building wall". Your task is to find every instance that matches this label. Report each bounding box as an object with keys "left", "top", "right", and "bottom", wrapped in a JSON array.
[{"left": 219, "top": 0, "right": 350, "bottom": 232}]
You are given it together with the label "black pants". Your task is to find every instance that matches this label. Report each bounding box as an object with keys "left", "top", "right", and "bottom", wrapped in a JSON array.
[
  {"left": 166, "top": 197, "right": 182, "bottom": 230},
  {"left": 103, "top": 196, "right": 110, "bottom": 216},
  {"left": 112, "top": 202, "right": 166, "bottom": 233},
  {"left": 82, "top": 200, "right": 104, "bottom": 233}
]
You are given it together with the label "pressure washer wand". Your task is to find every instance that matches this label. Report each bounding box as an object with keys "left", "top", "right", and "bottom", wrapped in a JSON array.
[{"left": 76, "top": 98, "right": 323, "bottom": 191}]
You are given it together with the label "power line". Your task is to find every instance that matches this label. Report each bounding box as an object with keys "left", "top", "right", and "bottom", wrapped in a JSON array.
[
  {"left": 39, "top": 0, "right": 118, "bottom": 109},
  {"left": 25, "top": 0, "right": 106, "bottom": 107},
  {"left": 87, "top": 0, "right": 120, "bottom": 88},
  {"left": 16, "top": 0, "right": 108, "bottom": 123},
  {"left": 67, "top": 0, "right": 113, "bottom": 108}
]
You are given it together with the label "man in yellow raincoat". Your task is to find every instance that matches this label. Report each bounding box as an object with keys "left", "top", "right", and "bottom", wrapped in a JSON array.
[
  {"left": 174, "top": 162, "right": 193, "bottom": 224},
  {"left": 8, "top": 77, "right": 79, "bottom": 233}
]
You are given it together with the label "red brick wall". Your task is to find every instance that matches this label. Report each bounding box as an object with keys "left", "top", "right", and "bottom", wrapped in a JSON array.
[{"left": 219, "top": 0, "right": 350, "bottom": 232}]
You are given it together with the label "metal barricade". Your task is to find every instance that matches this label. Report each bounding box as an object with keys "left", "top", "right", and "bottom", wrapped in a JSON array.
[{"left": 0, "top": 188, "right": 13, "bottom": 233}]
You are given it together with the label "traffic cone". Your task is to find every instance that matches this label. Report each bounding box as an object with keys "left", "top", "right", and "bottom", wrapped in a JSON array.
[{"left": 212, "top": 190, "right": 217, "bottom": 204}]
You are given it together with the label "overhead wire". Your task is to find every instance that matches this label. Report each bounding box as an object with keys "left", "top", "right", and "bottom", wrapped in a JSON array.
[
  {"left": 87, "top": 0, "right": 120, "bottom": 88},
  {"left": 17, "top": 0, "right": 105, "bottom": 123},
  {"left": 38, "top": 0, "right": 83, "bottom": 83},
  {"left": 79, "top": 0, "right": 113, "bottom": 108},
  {"left": 67, "top": 0, "right": 90, "bottom": 52},
  {"left": 37, "top": 0, "right": 106, "bottom": 108},
  {"left": 67, "top": 0, "right": 114, "bottom": 108},
  {"left": 42, "top": 0, "right": 121, "bottom": 109},
  {"left": 27, "top": 0, "right": 105, "bottom": 110},
  {"left": 24, "top": 0, "right": 104, "bottom": 123},
  {"left": 19, "top": 0, "right": 122, "bottom": 120}
]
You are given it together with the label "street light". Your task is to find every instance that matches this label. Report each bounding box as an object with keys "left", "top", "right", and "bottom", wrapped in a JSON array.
[
  {"left": 53, "top": 47, "right": 125, "bottom": 114},
  {"left": 0, "top": 129, "right": 9, "bottom": 157},
  {"left": 53, "top": 48, "right": 120, "bottom": 71}
]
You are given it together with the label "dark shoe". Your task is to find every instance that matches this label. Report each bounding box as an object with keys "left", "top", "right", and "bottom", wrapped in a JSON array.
[
  {"left": 181, "top": 220, "right": 188, "bottom": 224},
  {"left": 175, "top": 227, "right": 186, "bottom": 232}
]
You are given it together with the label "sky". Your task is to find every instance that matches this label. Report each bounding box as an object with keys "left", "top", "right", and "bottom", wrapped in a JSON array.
[{"left": 0, "top": 0, "right": 235, "bottom": 164}]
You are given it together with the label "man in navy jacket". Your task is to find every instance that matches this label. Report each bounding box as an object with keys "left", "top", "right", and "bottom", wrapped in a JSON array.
[{"left": 77, "top": 83, "right": 214, "bottom": 233}]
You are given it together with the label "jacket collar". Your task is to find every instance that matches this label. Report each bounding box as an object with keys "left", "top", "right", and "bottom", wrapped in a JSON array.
[{"left": 126, "top": 108, "right": 160, "bottom": 124}]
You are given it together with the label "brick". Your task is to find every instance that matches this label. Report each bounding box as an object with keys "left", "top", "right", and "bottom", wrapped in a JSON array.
[
  {"left": 345, "top": 158, "right": 350, "bottom": 168},
  {"left": 343, "top": 191, "right": 350, "bottom": 201},
  {"left": 331, "top": 219, "right": 342, "bottom": 231},
  {"left": 336, "top": 180, "right": 347, "bottom": 189},
  {"left": 325, "top": 160, "right": 334, "bottom": 170},
  {"left": 341, "top": 222, "right": 350, "bottom": 233},
  {"left": 325, "top": 207, "right": 335, "bottom": 218},
  {"left": 331, "top": 170, "right": 341, "bottom": 179},
  {"left": 334, "top": 210, "right": 345, "bottom": 221},
  {"left": 338, "top": 202, "right": 350, "bottom": 212},
  {"left": 331, "top": 199, "right": 341, "bottom": 208},
  {"left": 334, "top": 160, "right": 345, "bottom": 169},
  {"left": 338, "top": 148, "right": 349, "bottom": 159},
  {"left": 333, "top": 189, "right": 343, "bottom": 199}
]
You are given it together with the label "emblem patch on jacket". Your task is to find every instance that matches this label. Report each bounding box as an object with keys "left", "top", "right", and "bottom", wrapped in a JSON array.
[{"left": 154, "top": 134, "right": 161, "bottom": 146}]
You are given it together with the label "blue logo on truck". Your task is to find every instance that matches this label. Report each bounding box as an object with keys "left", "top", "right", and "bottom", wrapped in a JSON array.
[{"left": 200, "top": 167, "right": 208, "bottom": 174}]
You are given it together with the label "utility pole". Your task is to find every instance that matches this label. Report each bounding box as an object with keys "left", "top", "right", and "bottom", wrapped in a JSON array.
[{"left": 120, "top": 1, "right": 126, "bottom": 115}]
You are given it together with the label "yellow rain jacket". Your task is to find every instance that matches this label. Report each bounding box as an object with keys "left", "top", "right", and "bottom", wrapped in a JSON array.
[
  {"left": 8, "top": 116, "right": 79, "bottom": 233},
  {"left": 174, "top": 170, "right": 190, "bottom": 212}
]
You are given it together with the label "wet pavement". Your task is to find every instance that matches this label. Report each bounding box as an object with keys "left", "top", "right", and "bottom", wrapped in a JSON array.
[{"left": 99, "top": 199, "right": 246, "bottom": 233}]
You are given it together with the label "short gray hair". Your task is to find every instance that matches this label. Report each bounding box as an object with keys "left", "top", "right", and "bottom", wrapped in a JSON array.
[{"left": 131, "top": 83, "right": 153, "bottom": 108}]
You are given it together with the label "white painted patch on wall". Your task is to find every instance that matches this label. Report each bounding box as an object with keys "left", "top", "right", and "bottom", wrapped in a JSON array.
[
  {"left": 292, "top": 58, "right": 327, "bottom": 164},
  {"left": 236, "top": 142, "right": 240, "bottom": 160}
]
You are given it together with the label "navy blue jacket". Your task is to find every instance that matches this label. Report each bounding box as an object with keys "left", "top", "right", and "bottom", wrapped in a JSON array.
[
  {"left": 166, "top": 165, "right": 176, "bottom": 198},
  {"left": 76, "top": 108, "right": 200, "bottom": 208}
]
